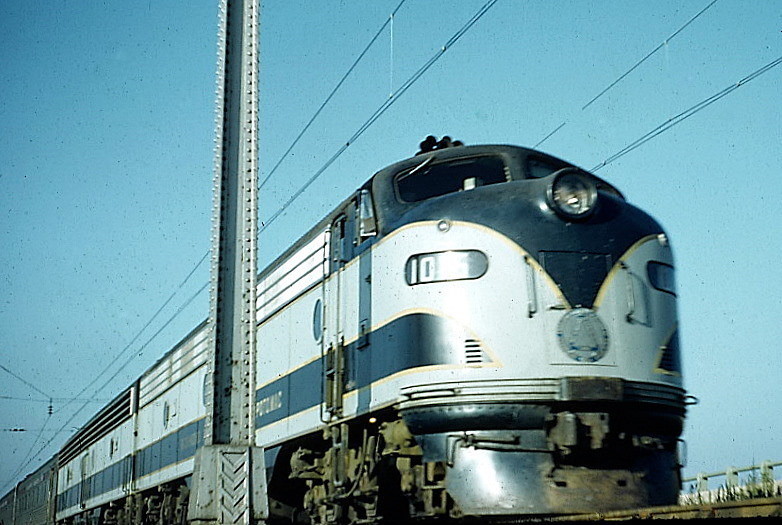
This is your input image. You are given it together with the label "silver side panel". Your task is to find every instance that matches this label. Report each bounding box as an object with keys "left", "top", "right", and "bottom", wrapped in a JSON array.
[
  {"left": 139, "top": 326, "right": 209, "bottom": 407},
  {"left": 255, "top": 229, "right": 329, "bottom": 322}
]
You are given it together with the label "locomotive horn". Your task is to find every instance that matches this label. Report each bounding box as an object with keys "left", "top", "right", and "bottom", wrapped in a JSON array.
[
  {"left": 416, "top": 135, "right": 465, "bottom": 155},
  {"left": 417, "top": 135, "right": 437, "bottom": 155}
]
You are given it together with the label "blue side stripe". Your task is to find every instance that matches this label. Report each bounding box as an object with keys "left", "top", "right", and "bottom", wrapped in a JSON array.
[
  {"left": 56, "top": 419, "right": 205, "bottom": 513},
  {"left": 255, "top": 312, "right": 472, "bottom": 428}
]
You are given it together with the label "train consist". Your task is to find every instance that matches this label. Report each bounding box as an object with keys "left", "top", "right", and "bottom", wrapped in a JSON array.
[{"left": 1, "top": 141, "right": 687, "bottom": 524}]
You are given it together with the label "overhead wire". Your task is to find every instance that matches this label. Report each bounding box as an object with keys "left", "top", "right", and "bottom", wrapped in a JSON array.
[
  {"left": 0, "top": 364, "right": 52, "bottom": 401},
  {"left": 0, "top": 0, "right": 770, "bottom": 503},
  {"left": 0, "top": 395, "right": 109, "bottom": 403},
  {"left": 38, "top": 279, "right": 208, "bottom": 449},
  {"left": 5, "top": 0, "right": 727, "bottom": 494},
  {"left": 1, "top": 428, "right": 67, "bottom": 433},
  {"left": 591, "top": 54, "right": 782, "bottom": 171},
  {"left": 0, "top": 411, "right": 51, "bottom": 494},
  {"left": 1, "top": 0, "right": 503, "bottom": 494},
  {"left": 258, "top": 0, "right": 409, "bottom": 191},
  {"left": 3, "top": 279, "right": 209, "bottom": 492},
  {"left": 582, "top": 0, "right": 718, "bottom": 111},
  {"left": 0, "top": 251, "right": 209, "bottom": 491},
  {"left": 260, "top": 0, "right": 501, "bottom": 233},
  {"left": 53, "top": 249, "right": 209, "bottom": 417},
  {"left": 534, "top": 0, "right": 719, "bottom": 149}
]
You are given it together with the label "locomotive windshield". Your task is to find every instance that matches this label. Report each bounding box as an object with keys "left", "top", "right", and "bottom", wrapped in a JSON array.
[{"left": 395, "top": 155, "right": 509, "bottom": 203}]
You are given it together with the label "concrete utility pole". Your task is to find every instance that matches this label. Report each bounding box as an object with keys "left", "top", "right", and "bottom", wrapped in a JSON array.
[{"left": 188, "top": 0, "right": 266, "bottom": 523}]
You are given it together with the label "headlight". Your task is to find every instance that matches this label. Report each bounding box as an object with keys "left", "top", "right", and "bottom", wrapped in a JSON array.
[{"left": 547, "top": 169, "right": 598, "bottom": 219}]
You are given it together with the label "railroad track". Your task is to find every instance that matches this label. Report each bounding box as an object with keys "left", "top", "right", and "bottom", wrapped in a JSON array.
[{"left": 541, "top": 496, "right": 782, "bottom": 521}]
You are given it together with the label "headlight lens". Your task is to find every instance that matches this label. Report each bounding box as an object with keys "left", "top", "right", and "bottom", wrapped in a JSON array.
[{"left": 548, "top": 169, "right": 598, "bottom": 219}]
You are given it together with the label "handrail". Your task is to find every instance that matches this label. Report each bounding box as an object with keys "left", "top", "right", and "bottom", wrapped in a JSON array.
[
  {"left": 682, "top": 460, "right": 782, "bottom": 484},
  {"left": 680, "top": 460, "right": 782, "bottom": 503}
]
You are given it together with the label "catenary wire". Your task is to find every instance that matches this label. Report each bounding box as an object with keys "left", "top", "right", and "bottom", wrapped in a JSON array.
[
  {"left": 2, "top": 0, "right": 390, "bottom": 483},
  {"left": 0, "top": 0, "right": 763, "bottom": 499},
  {"left": 0, "top": 395, "right": 109, "bottom": 403},
  {"left": 258, "top": 0, "right": 408, "bottom": 191},
  {"left": 0, "top": 412, "right": 51, "bottom": 494},
  {"left": 582, "top": 0, "right": 718, "bottom": 111},
  {"left": 260, "top": 0, "right": 500, "bottom": 233},
  {"left": 0, "top": 364, "right": 52, "bottom": 400},
  {"left": 591, "top": 54, "right": 782, "bottom": 171},
  {"left": 534, "top": 0, "right": 718, "bottom": 149},
  {"left": 0, "top": 255, "right": 209, "bottom": 491},
  {"left": 1, "top": 428, "right": 66, "bottom": 432},
  {"left": 53, "top": 249, "right": 208, "bottom": 417},
  {"left": 6, "top": 280, "right": 209, "bottom": 491}
]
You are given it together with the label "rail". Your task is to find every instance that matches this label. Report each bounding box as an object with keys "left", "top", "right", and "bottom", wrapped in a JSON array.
[{"left": 547, "top": 497, "right": 782, "bottom": 521}]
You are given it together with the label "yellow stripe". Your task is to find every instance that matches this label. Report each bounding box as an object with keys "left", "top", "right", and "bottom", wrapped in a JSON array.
[
  {"left": 256, "top": 359, "right": 504, "bottom": 437},
  {"left": 255, "top": 353, "right": 322, "bottom": 391},
  {"left": 346, "top": 306, "right": 501, "bottom": 366},
  {"left": 255, "top": 404, "right": 320, "bottom": 434},
  {"left": 374, "top": 220, "right": 570, "bottom": 308},
  {"left": 258, "top": 219, "right": 568, "bottom": 345},
  {"left": 653, "top": 322, "right": 681, "bottom": 376},
  {"left": 593, "top": 234, "right": 662, "bottom": 309},
  {"left": 260, "top": 305, "right": 503, "bottom": 390}
]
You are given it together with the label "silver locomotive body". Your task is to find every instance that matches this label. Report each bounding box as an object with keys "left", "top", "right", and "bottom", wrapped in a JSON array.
[
  {"left": 255, "top": 144, "right": 686, "bottom": 521},
  {"left": 1, "top": 144, "right": 685, "bottom": 524},
  {"left": 53, "top": 323, "right": 209, "bottom": 525}
]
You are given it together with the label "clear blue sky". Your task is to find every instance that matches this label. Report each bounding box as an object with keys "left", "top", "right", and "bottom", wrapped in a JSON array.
[{"left": 1, "top": 0, "right": 780, "bottom": 492}]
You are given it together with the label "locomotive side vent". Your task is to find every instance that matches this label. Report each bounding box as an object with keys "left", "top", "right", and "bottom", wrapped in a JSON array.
[
  {"left": 464, "top": 339, "right": 485, "bottom": 364},
  {"left": 659, "top": 347, "right": 676, "bottom": 371},
  {"left": 655, "top": 328, "right": 681, "bottom": 375},
  {"left": 59, "top": 388, "right": 133, "bottom": 465}
]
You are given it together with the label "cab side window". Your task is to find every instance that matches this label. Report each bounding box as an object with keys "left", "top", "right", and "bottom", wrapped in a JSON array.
[{"left": 357, "top": 188, "right": 377, "bottom": 241}]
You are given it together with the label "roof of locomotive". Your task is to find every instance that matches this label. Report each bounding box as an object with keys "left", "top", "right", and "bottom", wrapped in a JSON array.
[
  {"left": 47, "top": 143, "right": 627, "bottom": 475},
  {"left": 372, "top": 143, "right": 573, "bottom": 182},
  {"left": 256, "top": 143, "right": 620, "bottom": 281}
]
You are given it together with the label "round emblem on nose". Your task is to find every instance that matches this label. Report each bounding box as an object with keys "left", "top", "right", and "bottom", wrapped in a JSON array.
[{"left": 556, "top": 308, "right": 609, "bottom": 363}]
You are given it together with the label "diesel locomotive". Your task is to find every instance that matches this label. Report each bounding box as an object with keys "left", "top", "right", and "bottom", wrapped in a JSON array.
[{"left": 1, "top": 140, "right": 687, "bottom": 524}]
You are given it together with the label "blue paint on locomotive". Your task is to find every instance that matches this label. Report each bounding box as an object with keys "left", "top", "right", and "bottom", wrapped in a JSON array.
[
  {"left": 56, "top": 419, "right": 205, "bottom": 512},
  {"left": 255, "top": 312, "right": 482, "bottom": 428}
]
